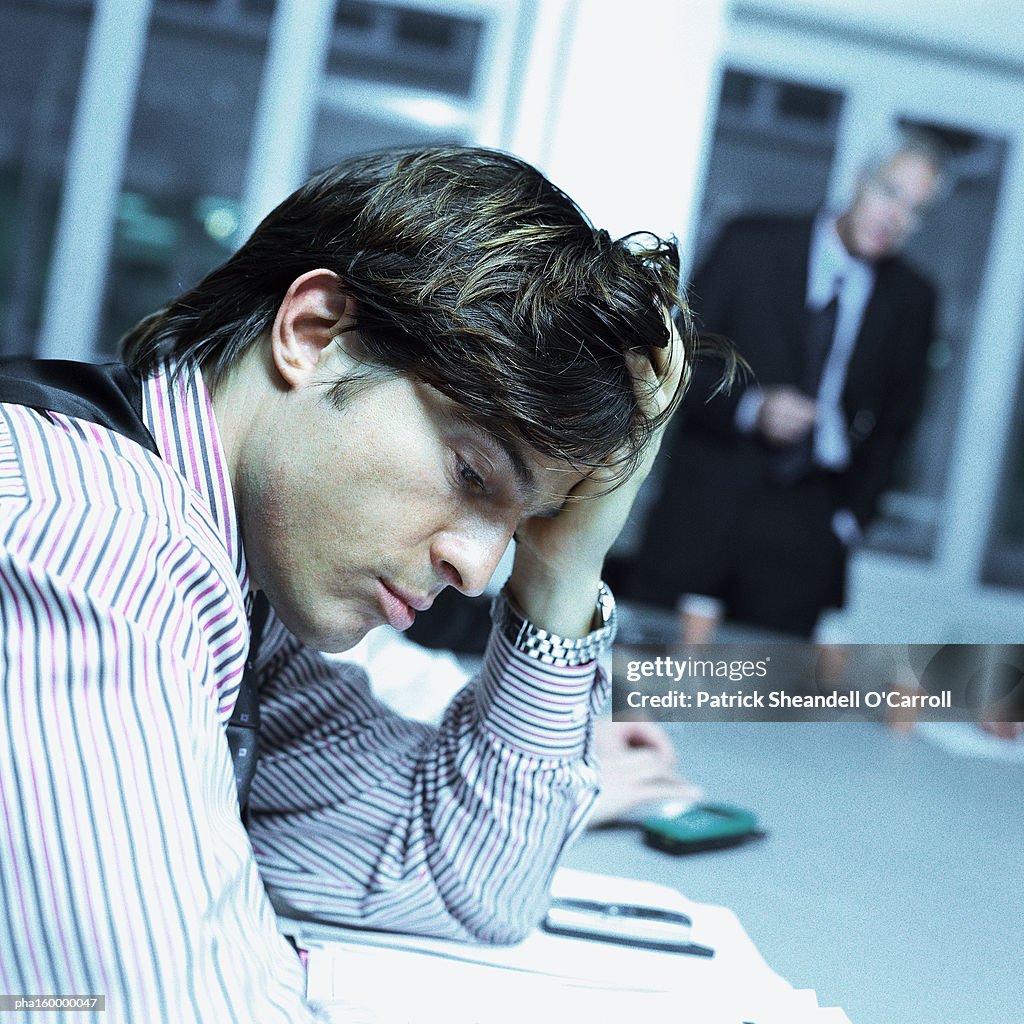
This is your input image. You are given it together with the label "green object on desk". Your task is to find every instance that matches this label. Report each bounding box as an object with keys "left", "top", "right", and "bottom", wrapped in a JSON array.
[{"left": 642, "top": 802, "right": 762, "bottom": 855}]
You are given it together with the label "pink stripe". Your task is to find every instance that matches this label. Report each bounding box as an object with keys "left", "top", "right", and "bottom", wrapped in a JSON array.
[
  {"left": 38, "top": 426, "right": 80, "bottom": 568},
  {"left": 177, "top": 374, "right": 205, "bottom": 510},
  {"left": 0, "top": 776, "right": 24, "bottom": 990},
  {"left": 203, "top": 601, "right": 241, "bottom": 644},
  {"left": 141, "top": 539, "right": 191, "bottom": 637},
  {"left": 166, "top": 554, "right": 229, "bottom": 677},
  {"left": 67, "top": 504, "right": 103, "bottom": 590},
  {"left": 198, "top": 379, "right": 239, "bottom": 569},
  {"left": 150, "top": 368, "right": 177, "bottom": 473},
  {"left": 487, "top": 713, "right": 580, "bottom": 746},
  {"left": 52, "top": 588, "right": 114, "bottom": 997},
  {"left": 130, "top": 443, "right": 182, "bottom": 636},
  {"left": 5, "top": 561, "right": 76, "bottom": 979},
  {"left": 104, "top": 434, "right": 164, "bottom": 620},
  {"left": 0, "top": 593, "right": 42, "bottom": 987},
  {"left": 68, "top": 587, "right": 165, "bottom": 1000},
  {"left": 104, "top": 618, "right": 183, "bottom": 964}
]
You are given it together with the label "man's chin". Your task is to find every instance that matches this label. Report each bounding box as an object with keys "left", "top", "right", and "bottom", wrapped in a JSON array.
[
  {"left": 859, "top": 233, "right": 899, "bottom": 262},
  {"left": 266, "top": 596, "right": 375, "bottom": 654},
  {"left": 300, "top": 620, "right": 374, "bottom": 655}
]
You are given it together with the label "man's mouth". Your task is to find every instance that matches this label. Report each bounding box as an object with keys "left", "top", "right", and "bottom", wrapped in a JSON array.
[{"left": 377, "top": 580, "right": 431, "bottom": 630}]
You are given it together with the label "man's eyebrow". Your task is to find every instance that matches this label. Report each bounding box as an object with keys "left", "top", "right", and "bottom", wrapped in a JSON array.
[
  {"left": 449, "top": 408, "right": 532, "bottom": 489},
  {"left": 493, "top": 435, "right": 537, "bottom": 496}
]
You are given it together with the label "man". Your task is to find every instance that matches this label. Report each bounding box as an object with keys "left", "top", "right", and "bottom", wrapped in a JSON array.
[
  {"left": 629, "top": 132, "right": 945, "bottom": 639},
  {"left": 0, "top": 147, "right": 690, "bottom": 1021}
]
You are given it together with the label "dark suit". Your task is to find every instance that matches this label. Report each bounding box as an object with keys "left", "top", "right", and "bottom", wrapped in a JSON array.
[{"left": 627, "top": 214, "right": 937, "bottom": 635}]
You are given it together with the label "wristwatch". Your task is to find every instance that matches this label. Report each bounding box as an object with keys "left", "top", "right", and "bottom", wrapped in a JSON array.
[{"left": 492, "top": 582, "right": 617, "bottom": 667}]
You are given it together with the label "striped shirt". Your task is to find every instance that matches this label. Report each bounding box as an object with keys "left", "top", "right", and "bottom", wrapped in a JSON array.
[{"left": 0, "top": 361, "right": 607, "bottom": 1023}]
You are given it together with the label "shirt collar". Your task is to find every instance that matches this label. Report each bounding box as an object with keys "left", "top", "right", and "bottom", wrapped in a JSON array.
[
  {"left": 140, "top": 360, "right": 249, "bottom": 597},
  {"left": 809, "top": 210, "right": 874, "bottom": 308}
]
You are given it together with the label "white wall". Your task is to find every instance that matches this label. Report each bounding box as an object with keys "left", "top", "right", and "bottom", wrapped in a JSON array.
[{"left": 507, "top": 0, "right": 728, "bottom": 260}]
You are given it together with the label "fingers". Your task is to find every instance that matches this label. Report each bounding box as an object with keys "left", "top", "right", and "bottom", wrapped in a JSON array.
[
  {"left": 588, "top": 773, "right": 703, "bottom": 827},
  {"left": 634, "top": 777, "right": 703, "bottom": 804},
  {"left": 618, "top": 720, "right": 677, "bottom": 763},
  {"left": 594, "top": 743, "right": 677, "bottom": 783},
  {"left": 979, "top": 720, "right": 1024, "bottom": 741},
  {"left": 625, "top": 315, "right": 687, "bottom": 419},
  {"left": 593, "top": 718, "right": 675, "bottom": 761}
]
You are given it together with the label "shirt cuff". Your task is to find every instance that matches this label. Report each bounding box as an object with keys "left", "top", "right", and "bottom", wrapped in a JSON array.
[
  {"left": 473, "top": 627, "right": 609, "bottom": 759},
  {"left": 734, "top": 386, "right": 764, "bottom": 434},
  {"left": 677, "top": 593, "right": 725, "bottom": 619},
  {"left": 831, "top": 508, "right": 862, "bottom": 546}
]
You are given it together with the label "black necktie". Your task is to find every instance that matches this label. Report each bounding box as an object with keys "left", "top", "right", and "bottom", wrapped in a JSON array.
[
  {"left": 800, "top": 291, "right": 841, "bottom": 398},
  {"left": 771, "top": 289, "right": 841, "bottom": 485}
]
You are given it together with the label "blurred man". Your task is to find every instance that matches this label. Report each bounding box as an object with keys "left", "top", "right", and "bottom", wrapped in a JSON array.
[
  {"left": 630, "top": 131, "right": 945, "bottom": 639},
  {"left": 0, "top": 147, "right": 691, "bottom": 1022}
]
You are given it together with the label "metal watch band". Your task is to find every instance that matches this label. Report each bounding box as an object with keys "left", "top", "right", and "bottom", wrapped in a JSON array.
[{"left": 492, "top": 582, "right": 617, "bottom": 667}]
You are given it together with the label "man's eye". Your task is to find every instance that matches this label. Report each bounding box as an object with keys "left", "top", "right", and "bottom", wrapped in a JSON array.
[{"left": 457, "top": 457, "right": 487, "bottom": 492}]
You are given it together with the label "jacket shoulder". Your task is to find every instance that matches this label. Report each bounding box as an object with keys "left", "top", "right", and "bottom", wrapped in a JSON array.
[
  {"left": 717, "top": 213, "right": 812, "bottom": 243},
  {"left": 878, "top": 255, "right": 938, "bottom": 305}
]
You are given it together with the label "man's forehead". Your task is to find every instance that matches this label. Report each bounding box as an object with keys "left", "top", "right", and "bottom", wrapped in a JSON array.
[{"left": 879, "top": 152, "right": 939, "bottom": 191}]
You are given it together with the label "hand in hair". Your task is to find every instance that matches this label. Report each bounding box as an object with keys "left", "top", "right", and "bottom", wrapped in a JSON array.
[{"left": 506, "top": 315, "right": 688, "bottom": 637}]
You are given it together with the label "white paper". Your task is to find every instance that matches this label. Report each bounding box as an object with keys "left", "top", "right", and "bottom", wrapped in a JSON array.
[{"left": 296, "top": 869, "right": 851, "bottom": 1024}]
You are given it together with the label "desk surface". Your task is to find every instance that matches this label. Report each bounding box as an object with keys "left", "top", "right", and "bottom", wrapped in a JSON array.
[{"left": 562, "top": 722, "right": 1022, "bottom": 1024}]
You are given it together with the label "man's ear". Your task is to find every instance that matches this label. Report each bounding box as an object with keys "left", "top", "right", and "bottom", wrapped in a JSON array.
[{"left": 270, "top": 269, "right": 355, "bottom": 389}]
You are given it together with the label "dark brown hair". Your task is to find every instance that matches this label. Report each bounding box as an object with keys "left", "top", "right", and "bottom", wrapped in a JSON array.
[{"left": 123, "top": 146, "right": 698, "bottom": 478}]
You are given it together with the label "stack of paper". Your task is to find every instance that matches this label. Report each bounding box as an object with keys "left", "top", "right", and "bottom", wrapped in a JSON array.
[{"left": 292, "top": 869, "right": 851, "bottom": 1023}]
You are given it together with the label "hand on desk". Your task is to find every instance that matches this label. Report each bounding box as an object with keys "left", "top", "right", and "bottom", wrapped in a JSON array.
[
  {"left": 589, "top": 719, "right": 702, "bottom": 827},
  {"left": 979, "top": 720, "right": 1024, "bottom": 741}
]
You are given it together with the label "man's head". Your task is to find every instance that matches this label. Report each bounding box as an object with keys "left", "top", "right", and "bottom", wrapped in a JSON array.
[
  {"left": 123, "top": 146, "right": 692, "bottom": 649},
  {"left": 838, "top": 131, "right": 948, "bottom": 263}
]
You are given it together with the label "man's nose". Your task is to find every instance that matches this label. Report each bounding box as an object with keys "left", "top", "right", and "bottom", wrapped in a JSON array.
[
  {"left": 890, "top": 202, "right": 913, "bottom": 233},
  {"left": 885, "top": 192, "right": 921, "bottom": 236},
  {"left": 431, "top": 523, "right": 514, "bottom": 597}
]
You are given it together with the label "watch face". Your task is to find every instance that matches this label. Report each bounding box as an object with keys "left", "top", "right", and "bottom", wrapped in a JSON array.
[{"left": 595, "top": 583, "right": 616, "bottom": 633}]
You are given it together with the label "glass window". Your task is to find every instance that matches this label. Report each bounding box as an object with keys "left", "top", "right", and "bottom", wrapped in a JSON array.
[
  {"left": 326, "top": 1, "right": 483, "bottom": 97},
  {"left": 984, "top": 338, "right": 1024, "bottom": 587},
  {"left": 690, "top": 69, "right": 843, "bottom": 267},
  {"left": 96, "top": 4, "right": 273, "bottom": 355},
  {"left": 0, "top": 0, "right": 94, "bottom": 357},
  {"left": 308, "top": 1, "right": 487, "bottom": 175}
]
